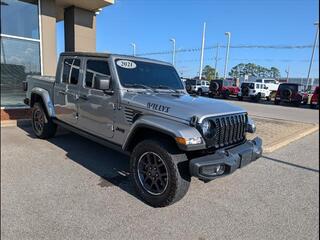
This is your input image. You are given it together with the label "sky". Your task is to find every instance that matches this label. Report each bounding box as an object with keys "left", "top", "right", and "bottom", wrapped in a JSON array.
[{"left": 57, "top": 0, "right": 319, "bottom": 79}]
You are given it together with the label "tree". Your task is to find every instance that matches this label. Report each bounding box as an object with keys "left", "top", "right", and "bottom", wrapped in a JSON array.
[
  {"left": 270, "top": 67, "right": 281, "bottom": 79},
  {"left": 202, "top": 65, "right": 218, "bottom": 80},
  {"left": 229, "top": 63, "right": 281, "bottom": 78}
]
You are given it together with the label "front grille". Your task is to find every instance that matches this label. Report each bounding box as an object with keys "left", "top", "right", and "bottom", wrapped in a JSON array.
[{"left": 204, "top": 113, "right": 247, "bottom": 149}]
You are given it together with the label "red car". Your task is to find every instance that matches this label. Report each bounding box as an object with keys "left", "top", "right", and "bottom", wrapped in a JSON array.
[
  {"left": 209, "top": 79, "right": 240, "bottom": 99},
  {"left": 310, "top": 86, "right": 319, "bottom": 109}
]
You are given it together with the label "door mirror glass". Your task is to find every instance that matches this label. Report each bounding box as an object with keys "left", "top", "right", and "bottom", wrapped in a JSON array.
[{"left": 94, "top": 75, "right": 111, "bottom": 91}]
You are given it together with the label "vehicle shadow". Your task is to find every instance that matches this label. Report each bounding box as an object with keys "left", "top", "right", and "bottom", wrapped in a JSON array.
[{"left": 19, "top": 125, "right": 143, "bottom": 202}]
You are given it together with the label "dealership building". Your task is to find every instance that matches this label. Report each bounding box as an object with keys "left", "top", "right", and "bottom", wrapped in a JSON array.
[{"left": 0, "top": 0, "right": 113, "bottom": 119}]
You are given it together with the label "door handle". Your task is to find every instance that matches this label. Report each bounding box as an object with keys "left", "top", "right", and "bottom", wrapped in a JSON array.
[{"left": 58, "top": 90, "right": 67, "bottom": 95}]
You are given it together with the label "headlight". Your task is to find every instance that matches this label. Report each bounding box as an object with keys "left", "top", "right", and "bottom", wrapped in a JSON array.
[
  {"left": 246, "top": 117, "right": 256, "bottom": 133},
  {"left": 201, "top": 119, "right": 214, "bottom": 138}
]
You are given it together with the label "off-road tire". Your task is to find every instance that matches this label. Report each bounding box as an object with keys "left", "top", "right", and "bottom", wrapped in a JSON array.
[
  {"left": 32, "top": 102, "right": 57, "bottom": 139},
  {"left": 238, "top": 96, "right": 243, "bottom": 101},
  {"left": 266, "top": 96, "right": 271, "bottom": 101},
  {"left": 197, "top": 88, "right": 203, "bottom": 96},
  {"left": 131, "top": 139, "right": 190, "bottom": 207}
]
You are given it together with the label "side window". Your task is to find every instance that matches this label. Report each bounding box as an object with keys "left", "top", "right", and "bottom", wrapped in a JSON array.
[
  {"left": 62, "top": 58, "right": 81, "bottom": 85},
  {"left": 70, "top": 59, "right": 80, "bottom": 85},
  {"left": 62, "top": 59, "right": 73, "bottom": 83},
  {"left": 85, "top": 59, "right": 110, "bottom": 89},
  {"left": 256, "top": 79, "right": 262, "bottom": 83},
  {"left": 256, "top": 84, "right": 260, "bottom": 89}
]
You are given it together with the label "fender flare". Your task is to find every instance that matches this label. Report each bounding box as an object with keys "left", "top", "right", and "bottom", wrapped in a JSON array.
[
  {"left": 30, "top": 88, "right": 56, "bottom": 117},
  {"left": 122, "top": 115, "right": 205, "bottom": 151}
]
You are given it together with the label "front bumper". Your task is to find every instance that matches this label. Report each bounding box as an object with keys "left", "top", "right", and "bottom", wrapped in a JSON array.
[{"left": 189, "top": 137, "right": 262, "bottom": 181}]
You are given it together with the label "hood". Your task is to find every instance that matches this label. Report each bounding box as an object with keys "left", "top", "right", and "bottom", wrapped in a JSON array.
[{"left": 122, "top": 92, "right": 246, "bottom": 122}]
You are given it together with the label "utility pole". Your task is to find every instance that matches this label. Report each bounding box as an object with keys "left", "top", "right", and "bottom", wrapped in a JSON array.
[
  {"left": 170, "top": 38, "right": 176, "bottom": 66},
  {"left": 285, "top": 66, "right": 290, "bottom": 82},
  {"left": 130, "top": 43, "right": 136, "bottom": 56},
  {"left": 199, "top": 22, "right": 206, "bottom": 79},
  {"left": 306, "top": 22, "right": 319, "bottom": 90},
  {"left": 214, "top": 43, "right": 219, "bottom": 79},
  {"left": 224, "top": 32, "right": 231, "bottom": 79}
]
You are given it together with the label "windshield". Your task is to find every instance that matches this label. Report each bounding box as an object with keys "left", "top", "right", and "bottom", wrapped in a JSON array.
[{"left": 115, "top": 59, "right": 184, "bottom": 90}]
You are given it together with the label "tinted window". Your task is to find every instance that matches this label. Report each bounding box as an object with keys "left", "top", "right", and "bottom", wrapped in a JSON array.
[
  {"left": 62, "top": 58, "right": 80, "bottom": 85},
  {"left": 116, "top": 59, "right": 184, "bottom": 90},
  {"left": 1, "top": 0, "right": 39, "bottom": 39},
  {"left": 0, "top": 36, "right": 40, "bottom": 106},
  {"left": 85, "top": 60, "right": 110, "bottom": 88}
]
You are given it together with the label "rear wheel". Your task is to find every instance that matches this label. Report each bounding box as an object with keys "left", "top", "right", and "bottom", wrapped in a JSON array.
[
  {"left": 197, "top": 88, "right": 203, "bottom": 96},
  {"left": 32, "top": 102, "right": 57, "bottom": 139},
  {"left": 131, "top": 139, "right": 190, "bottom": 207}
]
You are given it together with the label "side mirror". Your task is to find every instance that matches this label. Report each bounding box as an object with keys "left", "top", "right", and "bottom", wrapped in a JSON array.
[{"left": 94, "top": 75, "right": 111, "bottom": 91}]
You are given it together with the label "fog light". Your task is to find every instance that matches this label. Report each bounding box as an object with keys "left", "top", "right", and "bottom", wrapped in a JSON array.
[{"left": 200, "top": 164, "right": 225, "bottom": 176}]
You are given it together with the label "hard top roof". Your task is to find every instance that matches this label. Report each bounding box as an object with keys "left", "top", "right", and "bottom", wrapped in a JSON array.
[{"left": 60, "top": 52, "right": 171, "bottom": 65}]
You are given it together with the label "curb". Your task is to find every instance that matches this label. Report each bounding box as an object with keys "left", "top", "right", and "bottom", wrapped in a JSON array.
[
  {"left": 1, "top": 119, "right": 31, "bottom": 128},
  {"left": 263, "top": 124, "right": 319, "bottom": 153}
]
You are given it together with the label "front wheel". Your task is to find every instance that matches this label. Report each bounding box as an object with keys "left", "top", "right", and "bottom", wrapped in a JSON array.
[
  {"left": 131, "top": 139, "right": 190, "bottom": 207},
  {"left": 32, "top": 102, "right": 57, "bottom": 139}
]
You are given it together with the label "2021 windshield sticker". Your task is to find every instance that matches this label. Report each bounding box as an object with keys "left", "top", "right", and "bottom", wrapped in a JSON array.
[{"left": 116, "top": 60, "right": 137, "bottom": 69}]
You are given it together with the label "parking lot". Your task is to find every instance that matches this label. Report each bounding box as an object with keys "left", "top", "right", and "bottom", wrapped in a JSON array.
[{"left": 1, "top": 101, "right": 319, "bottom": 240}]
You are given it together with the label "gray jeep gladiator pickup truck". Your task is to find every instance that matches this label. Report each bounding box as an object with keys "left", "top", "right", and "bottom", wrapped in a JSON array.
[{"left": 24, "top": 52, "right": 262, "bottom": 207}]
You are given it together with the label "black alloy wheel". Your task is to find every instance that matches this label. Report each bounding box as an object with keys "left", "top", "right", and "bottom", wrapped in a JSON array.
[{"left": 137, "top": 152, "right": 169, "bottom": 195}]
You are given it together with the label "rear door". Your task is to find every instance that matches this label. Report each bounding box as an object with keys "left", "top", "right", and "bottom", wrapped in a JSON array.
[
  {"left": 54, "top": 57, "right": 82, "bottom": 125},
  {"left": 77, "top": 58, "right": 115, "bottom": 139}
]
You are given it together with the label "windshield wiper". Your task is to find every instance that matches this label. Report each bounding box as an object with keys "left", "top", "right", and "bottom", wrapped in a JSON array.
[
  {"left": 123, "top": 83, "right": 155, "bottom": 92},
  {"left": 153, "top": 85, "right": 184, "bottom": 93}
]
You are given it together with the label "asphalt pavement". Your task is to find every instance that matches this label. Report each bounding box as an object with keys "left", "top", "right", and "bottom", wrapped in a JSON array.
[
  {"left": 1, "top": 122, "right": 319, "bottom": 239},
  {"left": 222, "top": 98, "right": 319, "bottom": 124}
]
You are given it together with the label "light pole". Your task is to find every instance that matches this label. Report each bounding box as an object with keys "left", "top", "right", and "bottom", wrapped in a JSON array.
[
  {"left": 199, "top": 22, "right": 206, "bottom": 79},
  {"left": 130, "top": 43, "right": 136, "bottom": 56},
  {"left": 170, "top": 38, "right": 176, "bottom": 66},
  {"left": 214, "top": 43, "right": 219, "bottom": 79},
  {"left": 306, "top": 22, "right": 319, "bottom": 90},
  {"left": 285, "top": 66, "right": 290, "bottom": 82},
  {"left": 223, "top": 32, "right": 231, "bottom": 79}
]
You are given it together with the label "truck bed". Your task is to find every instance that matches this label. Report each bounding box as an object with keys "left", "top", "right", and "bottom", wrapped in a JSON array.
[{"left": 26, "top": 75, "right": 55, "bottom": 100}]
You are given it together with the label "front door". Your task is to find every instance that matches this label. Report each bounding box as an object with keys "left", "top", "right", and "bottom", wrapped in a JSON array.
[
  {"left": 54, "top": 57, "right": 81, "bottom": 125},
  {"left": 77, "top": 58, "right": 115, "bottom": 139}
]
